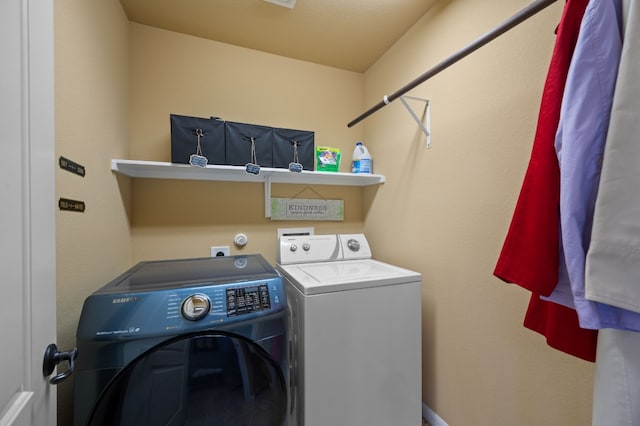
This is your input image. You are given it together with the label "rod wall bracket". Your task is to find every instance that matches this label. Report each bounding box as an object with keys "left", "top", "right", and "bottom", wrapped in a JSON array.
[{"left": 399, "top": 95, "right": 431, "bottom": 148}]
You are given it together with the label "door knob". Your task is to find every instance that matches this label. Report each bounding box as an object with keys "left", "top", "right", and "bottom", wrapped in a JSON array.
[{"left": 42, "top": 343, "right": 77, "bottom": 385}]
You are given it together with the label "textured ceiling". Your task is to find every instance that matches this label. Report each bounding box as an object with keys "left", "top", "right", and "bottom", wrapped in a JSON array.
[{"left": 119, "top": 0, "right": 439, "bottom": 73}]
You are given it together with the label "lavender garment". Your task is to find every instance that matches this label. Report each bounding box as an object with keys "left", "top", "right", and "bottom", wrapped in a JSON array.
[{"left": 546, "top": 0, "right": 640, "bottom": 330}]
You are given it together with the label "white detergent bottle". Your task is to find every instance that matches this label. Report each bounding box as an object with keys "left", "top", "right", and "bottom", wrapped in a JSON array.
[{"left": 351, "top": 142, "right": 372, "bottom": 174}]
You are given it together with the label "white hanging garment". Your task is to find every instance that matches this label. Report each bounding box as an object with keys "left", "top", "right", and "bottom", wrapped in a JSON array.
[
  {"left": 592, "top": 328, "right": 640, "bottom": 425},
  {"left": 589, "top": 0, "right": 640, "bottom": 424},
  {"left": 586, "top": 0, "right": 640, "bottom": 314}
]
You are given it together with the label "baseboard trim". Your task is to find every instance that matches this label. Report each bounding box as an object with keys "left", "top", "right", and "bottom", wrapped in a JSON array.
[{"left": 423, "top": 402, "right": 448, "bottom": 426}]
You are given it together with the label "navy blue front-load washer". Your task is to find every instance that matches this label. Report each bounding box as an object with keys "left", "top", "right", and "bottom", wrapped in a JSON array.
[{"left": 73, "top": 255, "right": 289, "bottom": 426}]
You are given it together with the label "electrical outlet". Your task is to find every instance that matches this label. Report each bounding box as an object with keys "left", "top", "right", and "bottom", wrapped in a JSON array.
[{"left": 211, "top": 246, "right": 230, "bottom": 257}]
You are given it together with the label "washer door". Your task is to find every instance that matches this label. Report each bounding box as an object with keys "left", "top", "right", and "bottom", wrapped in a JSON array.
[{"left": 87, "top": 332, "right": 287, "bottom": 426}]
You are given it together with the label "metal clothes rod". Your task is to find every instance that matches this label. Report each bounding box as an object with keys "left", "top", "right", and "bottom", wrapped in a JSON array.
[{"left": 347, "top": 0, "right": 560, "bottom": 128}]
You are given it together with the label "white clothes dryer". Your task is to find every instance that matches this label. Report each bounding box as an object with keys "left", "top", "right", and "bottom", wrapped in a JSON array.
[{"left": 276, "top": 234, "right": 422, "bottom": 426}]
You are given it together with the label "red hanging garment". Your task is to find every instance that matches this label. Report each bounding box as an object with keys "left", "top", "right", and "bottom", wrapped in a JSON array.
[{"left": 494, "top": 0, "right": 597, "bottom": 361}]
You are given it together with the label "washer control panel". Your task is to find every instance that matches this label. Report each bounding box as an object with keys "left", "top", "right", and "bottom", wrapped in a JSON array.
[{"left": 277, "top": 233, "right": 372, "bottom": 264}]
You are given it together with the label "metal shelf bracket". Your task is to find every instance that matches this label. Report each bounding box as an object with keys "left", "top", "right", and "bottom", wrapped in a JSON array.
[
  {"left": 398, "top": 95, "right": 431, "bottom": 148},
  {"left": 264, "top": 175, "right": 272, "bottom": 218}
]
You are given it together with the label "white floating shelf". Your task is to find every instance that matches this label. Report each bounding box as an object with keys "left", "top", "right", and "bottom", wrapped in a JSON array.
[
  {"left": 111, "top": 159, "right": 385, "bottom": 217},
  {"left": 112, "top": 159, "right": 385, "bottom": 186}
]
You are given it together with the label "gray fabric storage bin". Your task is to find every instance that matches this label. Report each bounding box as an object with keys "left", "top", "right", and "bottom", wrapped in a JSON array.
[
  {"left": 224, "top": 121, "right": 274, "bottom": 168},
  {"left": 272, "top": 128, "right": 315, "bottom": 171},
  {"left": 170, "top": 114, "right": 226, "bottom": 165}
]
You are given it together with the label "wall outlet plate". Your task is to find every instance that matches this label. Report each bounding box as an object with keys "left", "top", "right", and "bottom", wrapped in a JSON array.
[{"left": 211, "top": 246, "right": 230, "bottom": 257}]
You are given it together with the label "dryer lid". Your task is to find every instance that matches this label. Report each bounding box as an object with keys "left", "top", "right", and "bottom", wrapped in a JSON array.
[{"left": 95, "top": 255, "right": 278, "bottom": 294}]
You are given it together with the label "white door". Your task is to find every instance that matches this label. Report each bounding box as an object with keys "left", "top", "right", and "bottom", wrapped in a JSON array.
[{"left": 0, "top": 0, "right": 57, "bottom": 424}]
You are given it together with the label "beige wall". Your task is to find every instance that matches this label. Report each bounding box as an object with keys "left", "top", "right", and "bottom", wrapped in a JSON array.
[
  {"left": 363, "top": 0, "right": 594, "bottom": 424},
  {"left": 128, "top": 23, "right": 367, "bottom": 263},
  {"left": 54, "top": 0, "right": 131, "bottom": 424},
  {"left": 55, "top": 0, "right": 596, "bottom": 425}
]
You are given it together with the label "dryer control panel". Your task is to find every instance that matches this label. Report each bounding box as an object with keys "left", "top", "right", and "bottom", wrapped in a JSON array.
[
  {"left": 77, "top": 255, "right": 285, "bottom": 341},
  {"left": 77, "top": 277, "right": 284, "bottom": 341}
]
